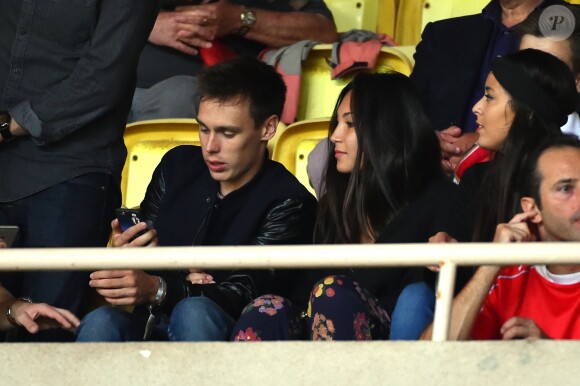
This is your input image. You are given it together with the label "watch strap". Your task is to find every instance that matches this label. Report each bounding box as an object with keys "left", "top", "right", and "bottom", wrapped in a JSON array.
[
  {"left": 0, "top": 112, "right": 14, "bottom": 142},
  {"left": 6, "top": 297, "right": 33, "bottom": 327}
]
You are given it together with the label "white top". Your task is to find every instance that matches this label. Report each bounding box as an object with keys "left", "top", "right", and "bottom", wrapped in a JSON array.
[{"left": 561, "top": 112, "right": 580, "bottom": 138}]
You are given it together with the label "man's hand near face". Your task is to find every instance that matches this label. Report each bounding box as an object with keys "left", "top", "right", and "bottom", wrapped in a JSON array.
[{"left": 493, "top": 211, "right": 539, "bottom": 243}]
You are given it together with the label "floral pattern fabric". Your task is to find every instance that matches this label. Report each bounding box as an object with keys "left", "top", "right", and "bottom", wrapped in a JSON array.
[{"left": 231, "top": 275, "right": 390, "bottom": 341}]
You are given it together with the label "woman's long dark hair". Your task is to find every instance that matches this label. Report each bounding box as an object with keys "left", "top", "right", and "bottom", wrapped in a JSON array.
[
  {"left": 315, "top": 72, "right": 443, "bottom": 243},
  {"left": 473, "top": 49, "right": 579, "bottom": 241}
]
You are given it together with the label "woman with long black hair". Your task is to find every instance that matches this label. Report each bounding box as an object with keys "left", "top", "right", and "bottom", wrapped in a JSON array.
[{"left": 231, "top": 72, "right": 453, "bottom": 341}]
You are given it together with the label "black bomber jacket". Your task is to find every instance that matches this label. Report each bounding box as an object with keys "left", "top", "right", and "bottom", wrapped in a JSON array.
[{"left": 140, "top": 145, "right": 317, "bottom": 319}]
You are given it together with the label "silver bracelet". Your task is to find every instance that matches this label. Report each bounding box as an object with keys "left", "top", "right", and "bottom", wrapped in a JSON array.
[{"left": 151, "top": 276, "right": 166, "bottom": 307}]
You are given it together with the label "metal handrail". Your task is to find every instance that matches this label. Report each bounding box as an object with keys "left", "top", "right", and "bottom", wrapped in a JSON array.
[{"left": 2, "top": 242, "right": 579, "bottom": 341}]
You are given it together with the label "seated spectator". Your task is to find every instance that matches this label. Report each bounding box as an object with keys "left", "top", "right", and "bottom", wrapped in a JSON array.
[
  {"left": 76, "top": 57, "right": 317, "bottom": 342},
  {"left": 422, "top": 135, "right": 580, "bottom": 340},
  {"left": 232, "top": 72, "right": 453, "bottom": 341},
  {"left": 438, "top": 49, "right": 578, "bottom": 243},
  {"left": 129, "top": 0, "right": 337, "bottom": 122}
]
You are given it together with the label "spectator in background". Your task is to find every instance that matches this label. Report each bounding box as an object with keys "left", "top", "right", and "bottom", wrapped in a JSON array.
[
  {"left": 410, "top": 0, "right": 566, "bottom": 174},
  {"left": 518, "top": 4, "right": 580, "bottom": 137},
  {"left": 129, "top": 0, "right": 337, "bottom": 122},
  {"left": 0, "top": 1, "right": 159, "bottom": 341}
]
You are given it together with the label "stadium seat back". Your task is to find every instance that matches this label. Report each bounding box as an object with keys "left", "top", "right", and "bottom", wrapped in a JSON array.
[
  {"left": 123, "top": 119, "right": 200, "bottom": 208},
  {"left": 272, "top": 118, "right": 330, "bottom": 196},
  {"left": 298, "top": 44, "right": 413, "bottom": 121}
]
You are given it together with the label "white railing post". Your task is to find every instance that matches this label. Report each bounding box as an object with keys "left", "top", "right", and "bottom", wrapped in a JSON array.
[{"left": 432, "top": 260, "right": 456, "bottom": 342}]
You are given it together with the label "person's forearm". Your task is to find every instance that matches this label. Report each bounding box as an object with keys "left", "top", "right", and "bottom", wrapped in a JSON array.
[
  {"left": 242, "top": 10, "right": 337, "bottom": 47},
  {"left": 422, "top": 265, "right": 500, "bottom": 340}
]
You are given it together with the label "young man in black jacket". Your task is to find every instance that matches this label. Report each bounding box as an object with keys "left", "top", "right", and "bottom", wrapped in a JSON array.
[{"left": 76, "top": 57, "right": 317, "bottom": 342}]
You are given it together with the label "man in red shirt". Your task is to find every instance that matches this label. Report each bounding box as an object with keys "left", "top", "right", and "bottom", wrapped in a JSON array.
[{"left": 422, "top": 135, "right": 580, "bottom": 340}]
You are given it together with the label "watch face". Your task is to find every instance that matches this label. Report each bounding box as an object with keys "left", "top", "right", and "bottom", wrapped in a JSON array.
[{"left": 242, "top": 10, "right": 256, "bottom": 26}]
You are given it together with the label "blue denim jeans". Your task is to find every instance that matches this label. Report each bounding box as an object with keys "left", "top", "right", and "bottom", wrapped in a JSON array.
[
  {"left": 0, "top": 172, "right": 119, "bottom": 341},
  {"left": 76, "top": 297, "right": 235, "bottom": 342},
  {"left": 389, "top": 281, "right": 435, "bottom": 340}
]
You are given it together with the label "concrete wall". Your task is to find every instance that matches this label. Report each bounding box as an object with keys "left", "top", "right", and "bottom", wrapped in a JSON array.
[{"left": 3, "top": 341, "right": 579, "bottom": 385}]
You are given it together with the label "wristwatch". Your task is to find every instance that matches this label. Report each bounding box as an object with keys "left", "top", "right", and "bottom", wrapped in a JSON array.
[
  {"left": 0, "top": 111, "right": 14, "bottom": 143},
  {"left": 238, "top": 6, "right": 257, "bottom": 36}
]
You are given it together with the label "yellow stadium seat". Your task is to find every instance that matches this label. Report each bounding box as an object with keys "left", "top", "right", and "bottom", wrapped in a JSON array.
[
  {"left": 122, "top": 119, "right": 200, "bottom": 208},
  {"left": 272, "top": 118, "right": 330, "bottom": 197},
  {"left": 325, "top": 0, "right": 396, "bottom": 36},
  {"left": 395, "top": 0, "right": 488, "bottom": 46},
  {"left": 297, "top": 44, "right": 414, "bottom": 121}
]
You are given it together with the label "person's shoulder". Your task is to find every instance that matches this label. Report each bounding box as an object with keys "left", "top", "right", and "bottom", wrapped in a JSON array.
[
  {"left": 418, "top": 13, "right": 492, "bottom": 56},
  {"left": 424, "top": 12, "right": 490, "bottom": 36},
  {"left": 162, "top": 145, "right": 203, "bottom": 163},
  {"left": 262, "top": 159, "right": 316, "bottom": 200},
  {"left": 158, "top": 145, "right": 205, "bottom": 178}
]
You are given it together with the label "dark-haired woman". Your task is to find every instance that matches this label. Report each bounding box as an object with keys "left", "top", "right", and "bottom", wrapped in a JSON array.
[
  {"left": 231, "top": 72, "right": 454, "bottom": 341},
  {"left": 440, "top": 49, "right": 579, "bottom": 244}
]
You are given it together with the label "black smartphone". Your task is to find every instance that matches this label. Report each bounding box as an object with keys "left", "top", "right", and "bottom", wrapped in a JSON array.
[
  {"left": 115, "top": 208, "right": 153, "bottom": 242},
  {"left": 0, "top": 225, "right": 19, "bottom": 248}
]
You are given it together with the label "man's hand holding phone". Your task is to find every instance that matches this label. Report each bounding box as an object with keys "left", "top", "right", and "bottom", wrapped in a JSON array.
[{"left": 113, "top": 209, "right": 157, "bottom": 247}]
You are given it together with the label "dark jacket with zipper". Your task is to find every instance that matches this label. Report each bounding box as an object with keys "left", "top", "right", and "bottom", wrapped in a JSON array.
[{"left": 140, "top": 145, "right": 317, "bottom": 319}]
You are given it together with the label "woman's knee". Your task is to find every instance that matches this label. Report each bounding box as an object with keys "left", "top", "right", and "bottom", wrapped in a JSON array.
[{"left": 310, "top": 275, "right": 360, "bottom": 304}]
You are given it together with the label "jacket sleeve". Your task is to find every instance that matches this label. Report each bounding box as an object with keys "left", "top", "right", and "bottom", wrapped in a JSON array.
[
  {"left": 251, "top": 198, "right": 317, "bottom": 245},
  {"left": 139, "top": 161, "right": 167, "bottom": 225},
  {"left": 246, "top": 197, "right": 318, "bottom": 301},
  {"left": 409, "top": 21, "right": 437, "bottom": 118}
]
